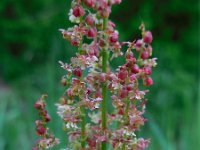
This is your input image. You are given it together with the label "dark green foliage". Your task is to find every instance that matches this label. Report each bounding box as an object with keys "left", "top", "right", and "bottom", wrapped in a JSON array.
[{"left": 0, "top": 0, "right": 198, "bottom": 149}]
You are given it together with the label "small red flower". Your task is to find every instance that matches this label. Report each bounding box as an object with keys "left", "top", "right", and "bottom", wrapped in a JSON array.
[
  {"left": 118, "top": 108, "right": 124, "bottom": 115},
  {"left": 67, "top": 88, "right": 73, "bottom": 97},
  {"left": 100, "top": 73, "right": 107, "bottom": 82},
  {"left": 144, "top": 77, "right": 153, "bottom": 86},
  {"left": 87, "top": 27, "right": 97, "bottom": 38},
  {"left": 147, "top": 45, "right": 153, "bottom": 56},
  {"left": 85, "top": 14, "right": 94, "bottom": 26},
  {"left": 87, "top": 137, "right": 97, "bottom": 148},
  {"left": 73, "top": 67, "right": 82, "bottom": 77},
  {"left": 36, "top": 125, "right": 46, "bottom": 135},
  {"left": 135, "top": 39, "right": 143, "bottom": 47},
  {"left": 45, "top": 114, "right": 51, "bottom": 122},
  {"left": 125, "top": 51, "right": 134, "bottom": 59},
  {"left": 131, "top": 64, "right": 140, "bottom": 74},
  {"left": 126, "top": 84, "right": 133, "bottom": 91},
  {"left": 119, "top": 89, "right": 129, "bottom": 99},
  {"left": 118, "top": 70, "right": 128, "bottom": 80},
  {"left": 34, "top": 99, "right": 45, "bottom": 110},
  {"left": 61, "top": 78, "right": 67, "bottom": 86},
  {"left": 143, "top": 31, "right": 153, "bottom": 43},
  {"left": 72, "top": 6, "right": 85, "bottom": 17},
  {"left": 71, "top": 39, "right": 79, "bottom": 46},
  {"left": 83, "top": 0, "right": 95, "bottom": 8},
  {"left": 143, "top": 67, "right": 152, "bottom": 75},
  {"left": 34, "top": 101, "right": 42, "bottom": 110},
  {"left": 130, "top": 74, "right": 137, "bottom": 82},
  {"left": 110, "top": 32, "right": 118, "bottom": 43},
  {"left": 141, "top": 51, "right": 149, "bottom": 60}
]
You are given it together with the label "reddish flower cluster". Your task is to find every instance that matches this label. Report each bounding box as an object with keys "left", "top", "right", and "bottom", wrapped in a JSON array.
[
  {"left": 34, "top": 0, "right": 157, "bottom": 149},
  {"left": 33, "top": 95, "right": 59, "bottom": 149}
]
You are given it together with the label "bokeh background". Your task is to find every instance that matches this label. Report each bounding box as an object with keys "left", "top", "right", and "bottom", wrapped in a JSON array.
[{"left": 0, "top": 0, "right": 199, "bottom": 149}]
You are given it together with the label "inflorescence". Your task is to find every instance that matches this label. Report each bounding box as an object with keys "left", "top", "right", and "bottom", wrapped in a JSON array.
[{"left": 33, "top": 0, "right": 157, "bottom": 149}]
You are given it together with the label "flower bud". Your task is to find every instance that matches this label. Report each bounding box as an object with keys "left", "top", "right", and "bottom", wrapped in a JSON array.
[
  {"left": 141, "top": 51, "right": 149, "bottom": 60},
  {"left": 131, "top": 64, "right": 139, "bottom": 74},
  {"left": 61, "top": 78, "right": 67, "bottom": 86},
  {"left": 87, "top": 27, "right": 97, "bottom": 38},
  {"left": 143, "top": 67, "right": 152, "bottom": 75},
  {"left": 118, "top": 70, "right": 128, "bottom": 80},
  {"left": 34, "top": 101, "right": 43, "bottom": 109},
  {"left": 36, "top": 125, "right": 46, "bottom": 135},
  {"left": 135, "top": 39, "right": 143, "bottom": 48},
  {"left": 130, "top": 74, "right": 137, "bottom": 82},
  {"left": 143, "top": 31, "right": 153, "bottom": 43},
  {"left": 144, "top": 77, "right": 153, "bottom": 86},
  {"left": 98, "top": 2, "right": 110, "bottom": 17},
  {"left": 72, "top": 78, "right": 80, "bottom": 84},
  {"left": 125, "top": 51, "right": 134, "bottom": 59},
  {"left": 71, "top": 39, "right": 79, "bottom": 46},
  {"left": 118, "top": 108, "right": 124, "bottom": 115},
  {"left": 83, "top": 0, "right": 95, "bottom": 8},
  {"left": 119, "top": 89, "right": 128, "bottom": 99},
  {"left": 108, "top": 20, "right": 116, "bottom": 28},
  {"left": 73, "top": 67, "right": 82, "bottom": 77},
  {"left": 94, "top": 91, "right": 102, "bottom": 98},
  {"left": 59, "top": 97, "right": 67, "bottom": 104},
  {"left": 86, "top": 88, "right": 92, "bottom": 95},
  {"left": 147, "top": 45, "right": 152, "bottom": 56},
  {"left": 87, "top": 138, "right": 97, "bottom": 148},
  {"left": 67, "top": 89, "right": 73, "bottom": 98},
  {"left": 126, "top": 84, "right": 133, "bottom": 91},
  {"left": 108, "top": 83, "right": 112, "bottom": 90},
  {"left": 126, "top": 57, "right": 136, "bottom": 68},
  {"left": 110, "top": 32, "right": 118, "bottom": 43},
  {"left": 45, "top": 114, "right": 51, "bottom": 122},
  {"left": 100, "top": 73, "right": 106, "bottom": 82},
  {"left": 85, "top": 14, "right": 94, "bottom": 26},
  {"left": 72, "top": 6, "right": 85, "bottom": 17},
  {"left": 40, "top": 110, "right": 47, "bottom": 117},
  {"left": 99, "top": 39, "right": 106, "bottom": 47}
]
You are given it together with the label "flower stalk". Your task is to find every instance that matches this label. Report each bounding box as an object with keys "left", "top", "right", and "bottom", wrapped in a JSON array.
[{"left": 101, "top": 17, "right": 108, "bottom": 150}]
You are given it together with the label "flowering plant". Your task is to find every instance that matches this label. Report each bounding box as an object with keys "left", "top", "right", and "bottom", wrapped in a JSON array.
[{"left": 33, "top": 0, "right": 157, "bottom": 149}]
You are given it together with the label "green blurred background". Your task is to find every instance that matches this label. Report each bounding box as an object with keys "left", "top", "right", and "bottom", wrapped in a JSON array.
[{"left": 0, "top": 0, "right": 199, "bottom": 149}]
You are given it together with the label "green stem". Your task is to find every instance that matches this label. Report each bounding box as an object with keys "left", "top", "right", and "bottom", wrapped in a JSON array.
[
  {"left": 122, "top": 143, "right": 126, "bottom": 150},
  {"left": 102, "top": 50, "right": 108, "bottom": 129},
  {"left": 101, "top": 85, "right": 107, "bottom": 150},
  {"left": 101, "top": 17, "right": 108, "bottom": 150},
  {"left": 81, "top": 105, "right": 86, "bottom": 148}
]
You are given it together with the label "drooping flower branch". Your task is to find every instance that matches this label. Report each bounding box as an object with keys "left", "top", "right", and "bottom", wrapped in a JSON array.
[
  {"left": 33, "top": 95, "right": 59, "bottom": 149},
  {"left": 33, "top": 0, "right": 157, "bottom": 149}
]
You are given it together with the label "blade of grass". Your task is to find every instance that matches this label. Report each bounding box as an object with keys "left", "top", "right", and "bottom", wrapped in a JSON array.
[{"left": 147, "top": 113, "right": 175, "bottom": 150}]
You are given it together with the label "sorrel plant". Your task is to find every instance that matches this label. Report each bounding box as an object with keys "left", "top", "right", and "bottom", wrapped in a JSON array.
[{"left": 33, "top": 0, "right": 157, "bottom": 149}]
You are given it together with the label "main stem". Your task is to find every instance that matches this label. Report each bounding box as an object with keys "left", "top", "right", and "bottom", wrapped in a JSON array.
[{"left": 101, "top": 17, "right": 108, "bottom": 150}]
